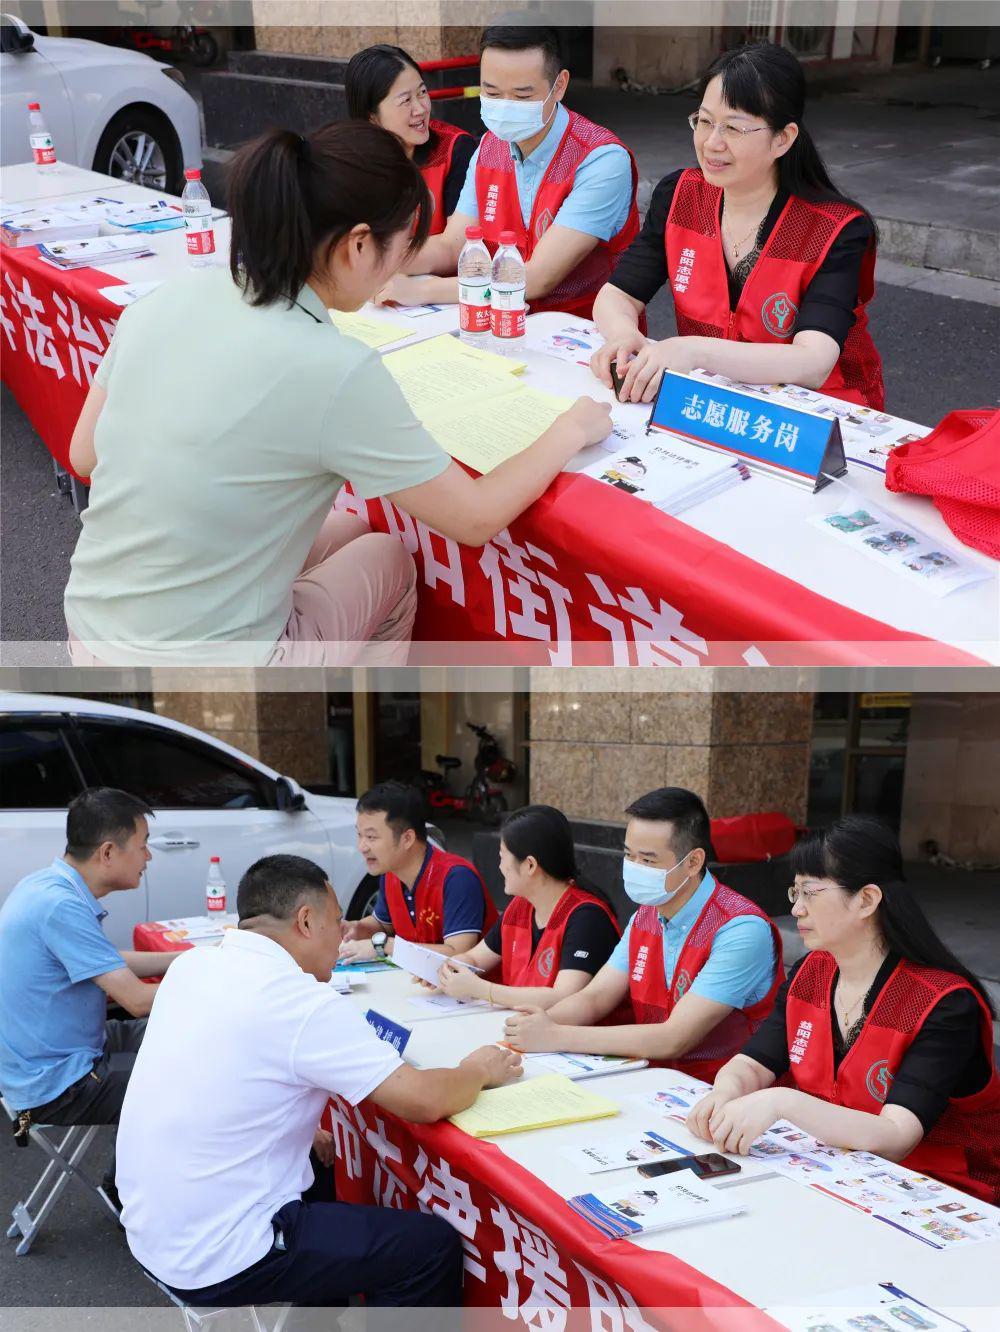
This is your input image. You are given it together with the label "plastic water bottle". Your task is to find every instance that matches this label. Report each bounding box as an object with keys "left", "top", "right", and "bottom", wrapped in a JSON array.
[
  {"left": 206, "top": 856, "right": 226, "bottom": 914},
  {"left": 490, "top": 230, "right": 526, "bottom": 355},
  {"left": 182, "top": 167, "right": 215, "bottom": 268},
  {"left": 457, "top": 224, "right": 492, "bottom": 348},
  {"left": 28, "top": 102, "right": 58, "bottom": 174}
]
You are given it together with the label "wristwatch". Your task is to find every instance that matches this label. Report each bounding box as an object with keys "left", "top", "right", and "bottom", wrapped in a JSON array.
[{"left": 371, "top": 931, "right": 388, "bottom": 961}]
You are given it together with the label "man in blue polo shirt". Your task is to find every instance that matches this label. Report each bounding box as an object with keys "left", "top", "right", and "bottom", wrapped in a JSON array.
[
  {"left": 339, "top": 782, "right": 495, "bottom": 963},
  {"left": 503, "top": 787, "right": 782, "bottom": 1078},
  {"left": 373, "top": 24, "right": 638, "bottom": 320},
  {"left": 0, "top": 788, "right": 183, "bottom": 1196}
]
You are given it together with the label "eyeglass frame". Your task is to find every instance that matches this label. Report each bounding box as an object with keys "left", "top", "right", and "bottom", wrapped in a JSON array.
[
  {"left": 687, "top": 111, "right": 769, "bottom": 141},
  {"left": 787, "top": 881, "right": 834, "bottom": 906}
]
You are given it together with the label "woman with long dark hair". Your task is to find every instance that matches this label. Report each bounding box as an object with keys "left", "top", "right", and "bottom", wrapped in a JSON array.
[
  {"left": 64, "top": 121, "right": 610, "bottom": 666},
  {"left": 346, "top": 44, "right": 476, "bottom": 236},
  {"left": 688, "top": 816, "right": 1000, "bottom": 1203},
  {"left": 592, "top": 40, "right": 884, "bottom": 409},
  {"left": 437, "top": 805, "right": 621, "bottom": 1009}
]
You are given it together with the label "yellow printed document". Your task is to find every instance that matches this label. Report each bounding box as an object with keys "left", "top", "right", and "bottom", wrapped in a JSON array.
[
  {"left": 388, "top": 333, "right": 525, "bottom": 379},
  {"left": 430, "top": 386, "right": 573, "bottom": 474},
  {"left": 449, "top": 1073, "right": 620, "bottom": 1138},
  {"left": 329, "top": 310, "right": 411, "bottom": 348},
  {"left": 384, "top": 337, "right": 521, "bottom": 419}
]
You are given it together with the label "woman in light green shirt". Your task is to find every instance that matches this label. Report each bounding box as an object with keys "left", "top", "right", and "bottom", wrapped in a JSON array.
[{"left": 64, "top": 120, "right": 611, "bottom": 666}]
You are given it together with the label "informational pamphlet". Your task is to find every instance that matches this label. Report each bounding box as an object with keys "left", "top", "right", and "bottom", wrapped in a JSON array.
[
  {"left": 405, "top": 993, "right": 496, "bottom": 1020},
  {"left": 632, "top": 1074, "right": 713, "bottom": 1125},
  {"left": 811, "top": 490, "right": 991, "bottom": 598},
  {"left": 328, "top": 972, "right": 360, "bottom": 995},
  {"left": 1, "top": 194, "right": 119, "bottom": 246},
  {"left": 98, "top": 280, "right": 163, "bottom": 306},
  {"left": 154, "top": 913, "right": 238, "bottom": 943},
  {"left": 582, "top": 440, "right": 751, "bottom": 517},
  {"left": 528, "top": 319, "right": 599, "bottom": 367},
  {"left": 523, "top": 1052, "right": 649, "bottom": 1081},
  {"left": 38, "top": 234, "right": 155, "bottom": 269},
  {"left": 391, "top": 936, "right": 480, "bottom": 988},
  {"left": 568, "top": 1173, "right": 744, "bottom": 1239},
  {"left": 560, "top": 1128, "right": 683, "bottom": 1174},
  {"left": 766, "top": 1281, "right": 972, "bottom": 1332}
]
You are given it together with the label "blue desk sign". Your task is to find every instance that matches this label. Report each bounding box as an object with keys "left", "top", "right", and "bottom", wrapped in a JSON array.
[
  {"left": 647, "top": 371, "right": 847, "bottom": 492},
  {"left": 364, "top": 1009, "right": 412, "bottom": 1055}
]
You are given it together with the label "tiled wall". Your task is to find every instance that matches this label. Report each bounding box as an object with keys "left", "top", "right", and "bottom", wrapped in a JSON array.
[
  {"left": 899, "top": 693, "right": 1000, "bottom": 861},
  {"left": 528, "top": 687, "right": 813, "bottom": 824},
  {"left": 251, "top": 1, "right": 487, "bottom": 59}
]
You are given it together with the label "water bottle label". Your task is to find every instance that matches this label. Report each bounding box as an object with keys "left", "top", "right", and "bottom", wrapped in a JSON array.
[
  {"left": 186, "top": 223, "right": 216, "bottom": 255},
  {"left": 490, "top": 286, "right": 526, "bottom": 339},
  {"left": 460, "top": 282, "right": 491, "bottom": 333},
  {"left": 206, "top": 890, "right": 226, "bottom": 912},
  {"left": 30, "top": 133, "right": 56, "bottom": 165}
]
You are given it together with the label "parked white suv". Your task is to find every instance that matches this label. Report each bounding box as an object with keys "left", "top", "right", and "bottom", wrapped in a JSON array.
[
  {"left": 0, "top": 14, "right": 201, "bottom": 193},
  {"left": 0, "top": 694, "right": 381, "bottom": 951}
]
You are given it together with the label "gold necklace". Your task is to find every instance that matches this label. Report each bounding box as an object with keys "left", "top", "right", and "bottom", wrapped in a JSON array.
[{"left": 723, "top": 215, "right": 763, "bottom": 260}]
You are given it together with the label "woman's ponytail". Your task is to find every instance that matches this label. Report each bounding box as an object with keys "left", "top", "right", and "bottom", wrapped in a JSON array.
[{"left": 227, "top": 119, "right": 430, "bottom": 308}]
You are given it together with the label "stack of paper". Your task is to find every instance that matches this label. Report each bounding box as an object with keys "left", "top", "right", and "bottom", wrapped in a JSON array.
[
  {"left": 523, "top": 1052, "right": 648, "bottom": 1080},
  {"left": 38, "top": 235, "right": 155, "bottom": 270},
  {"left": 1, "top": 205, "right": 102, "bottom": 247},
  {"left": 330, "top": 309, "right": 413, "bottom": 348},
  {"left": 103, "top": 200, "right": 186, "bottom": 232},
  {"left": 449, "top": 1073, "right": 620, "bottom": 1138},
  {"left": 583, "top": 438, "right": 751, "bottom": 518},
  {"left": 568, "top": 1173, "right": 744, "bottom": 1238},
  {"left": 155, "top": 913, "right": 238, "bottom": 944},
  {"left": 383, "top": 336, "right": 569, "bottom": 475}
]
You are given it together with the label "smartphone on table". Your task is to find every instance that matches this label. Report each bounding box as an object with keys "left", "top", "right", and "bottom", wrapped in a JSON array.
[{"left": 637, "top": 1152, "right": 741, "bottom": 1180}]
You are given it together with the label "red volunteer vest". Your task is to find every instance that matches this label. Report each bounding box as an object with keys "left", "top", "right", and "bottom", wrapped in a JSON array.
[
  {"left": 418, "top": 120, "right": 472, "bottom": 237},
  {"left": 383, "top": 846, "right": 498, "bottom": 944},
  {"left": 665, "top": 168, "right": 884, "bottom": 410},
  {"left": 500, "top": 884, "right": 620, "bottom": 987},
  {"left": 628, "top": 881, "right": 784, "bottom": 1081},
  {"left": 785, "top": 952, "right": 1000, "bottom": 1204},
  {"left": 475, "top": 109, "right": 640, "bottom": 320}
]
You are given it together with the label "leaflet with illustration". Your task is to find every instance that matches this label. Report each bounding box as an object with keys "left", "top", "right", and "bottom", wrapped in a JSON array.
[
  {"left": 568, "top": 1173, "right": 744, "bottom": 1239},
  {"left": 154, "top": 913, "right": 238, "bottom": 943},
  {"left": 560, "top": 1128, "right": 683, "bottom": 1174},
  {"left": 632, "top": 1075, "right": 713, "bottom": 1125},
  {"left": 765, "top": 1281, "right": 971, "bottom": 1332},
  {"left": 811, "top": 489, "right": 991, "bottom": 597},
  {"left": 38, "top": 234, "right": 155, "bottom": 269},
  {"left": 582, "top": 440, "right": 751, "bottom": 517},
  {"left": 523, "top": 1052, "right": 648, "bottom": 1081}
]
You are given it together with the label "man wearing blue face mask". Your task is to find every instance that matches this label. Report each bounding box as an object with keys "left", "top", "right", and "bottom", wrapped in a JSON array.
[
  {"left": 374, "top": 24, "right": 640, "bottom": 321},
  {"left": 504, "top": 787, "right": 783, "bottom": 1079}
]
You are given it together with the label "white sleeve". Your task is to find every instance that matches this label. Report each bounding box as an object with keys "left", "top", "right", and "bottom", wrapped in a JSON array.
[{"left": 291, "top": 995, "right": 403, "bottom": 1105}]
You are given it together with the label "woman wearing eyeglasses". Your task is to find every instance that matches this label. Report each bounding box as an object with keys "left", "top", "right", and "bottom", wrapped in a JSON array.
[
  {"left": 687, "top": 816, "right": 1000, "bottom": 1204},
  {"left": 591, "top": 41, "right": 884, "bottom": 409}
]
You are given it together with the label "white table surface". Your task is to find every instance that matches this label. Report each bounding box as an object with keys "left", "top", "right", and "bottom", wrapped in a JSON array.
[
  {"left": 344, "top": 965, "right": 999, "bottom": 1320},
  {"left": 4, "top": 162, "right": 995, "bottom": 662}
]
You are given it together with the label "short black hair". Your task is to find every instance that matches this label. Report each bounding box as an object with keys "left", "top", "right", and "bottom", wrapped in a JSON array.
[
  {"left": 65, "top": 788, "right": 153, "bottom": 859},
  {"left": 237, "top": 855, "right": 331, "bottom": 922},
  {"left": 356, "top": 781, "right": 427, "bottom": 842},
  {"left": 479, "top": 24, "right": 563, "bottom": 82},
  {"left": 624, "top": 788, "right": 713, "bottom": 861}
]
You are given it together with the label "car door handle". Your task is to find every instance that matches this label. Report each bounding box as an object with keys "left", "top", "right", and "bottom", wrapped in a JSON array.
[{"left": 147, "top": 836, "right": 201, "bottom": 850}]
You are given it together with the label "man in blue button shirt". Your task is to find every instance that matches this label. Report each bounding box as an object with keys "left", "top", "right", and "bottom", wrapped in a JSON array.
[
  {"left": 0, "top": 788, "right": 183, "bottom": 1194},
  {"left": 503, "top": 787, "right": 782, "bottom": 1077},
  {"left": 374, "top": 24, "right": 639, "bottom": 320}
]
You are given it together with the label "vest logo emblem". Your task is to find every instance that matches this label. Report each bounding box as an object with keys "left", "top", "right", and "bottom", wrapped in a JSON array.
[
  {"left": 761, "top": 291, "right": 798, "bottom": 339},
  {"left": 631, "top": 944, "right": 649, "bottom": 984},
  {"left": 674, "top": 968, "right": 692, "bottom": 998},
  {"left": 534, "top": 208, "right": 555, "bottom": 241},
  {"left": 866, "top": 1059, "right": 894, "bottom": 1103},
  {"left": 537, "top": 946, "right": 555, "bottom": 980},
  {"left": 417, "top": 907, "right": 440, "bottom": 932}
]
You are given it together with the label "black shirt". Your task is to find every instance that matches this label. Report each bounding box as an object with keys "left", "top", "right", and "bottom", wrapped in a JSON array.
[
  {"left": 610, "top": 168, "right": 874, "bottom": 351},
  {"left": 415, "top": 129, "right": 478, "bottom": 223},
  {"left": 485, "top": 899, "right": 621, "bottom": 979},
  {"left": 742, "top": 953, "right": 992, "bottom": 1132}
]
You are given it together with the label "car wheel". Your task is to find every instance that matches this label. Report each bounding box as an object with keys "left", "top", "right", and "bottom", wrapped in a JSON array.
[
  {"left": 348, "top": 875, "right": 380, "bottom": 921},
  {"left": 191, "top": 32, "right": 219, "bottom": 67},
  {"left": 93, "top": 107, "right": 184, "bottom": 195}
]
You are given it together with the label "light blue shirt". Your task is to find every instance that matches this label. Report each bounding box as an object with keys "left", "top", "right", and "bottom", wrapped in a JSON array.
[
  {"left": 608, "top": 871, "right": 776, "bottom": 1009},
  {"left": 0, "top": 859, "right": 126, "bottom": 1109},
  {"left": 455, "top": 102, "right": 633, "bottom": 240}
]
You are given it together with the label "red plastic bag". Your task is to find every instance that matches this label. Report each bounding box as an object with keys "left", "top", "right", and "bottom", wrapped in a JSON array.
[
  {"left": 710, "top": 812, "right": 797, "bottom": 863},
  {"left": 885, "top": 409, "right": 1000, "bottom": 560}
]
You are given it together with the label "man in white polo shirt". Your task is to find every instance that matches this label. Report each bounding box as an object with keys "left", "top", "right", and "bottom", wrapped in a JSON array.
[{"left": 116, "top": 854, "right": 520, "bottom": 1310}]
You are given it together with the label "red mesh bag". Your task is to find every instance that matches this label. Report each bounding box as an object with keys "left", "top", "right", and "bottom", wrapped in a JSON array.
[{"left": 885, "top": 409, "right": 1000, "bottom": 559}]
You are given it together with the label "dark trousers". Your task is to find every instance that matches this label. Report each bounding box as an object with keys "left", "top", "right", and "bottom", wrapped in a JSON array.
[
  {"left": 167, "top": 1199, "right": 464, "bottom": 1314},
  {"left": 34, "top": 1018, "right": 147, "bottom": 1192}
]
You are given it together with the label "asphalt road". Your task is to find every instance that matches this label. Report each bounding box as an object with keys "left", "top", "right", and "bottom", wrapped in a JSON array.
[{"left": 2, "top": 279, "right": 998, "bottom": 645}]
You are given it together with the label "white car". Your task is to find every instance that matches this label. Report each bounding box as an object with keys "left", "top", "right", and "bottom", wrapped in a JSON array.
[
  {"left": 0, "top": 14, "right": 201, "bottom": 193},
  {"left": 0, "top": 693, "right": 381, "bottom": 951}
]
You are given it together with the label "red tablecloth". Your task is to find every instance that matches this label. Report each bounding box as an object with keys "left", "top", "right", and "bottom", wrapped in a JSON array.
[
  {"left": 134, "top": 920, "right": 774, "bottom": 1322},
  {"left": 1, "top": 243, "right": 124, "bottom": 474},
  {"left": 336, "top": 480, "right": 986, "bottom": 669}
]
